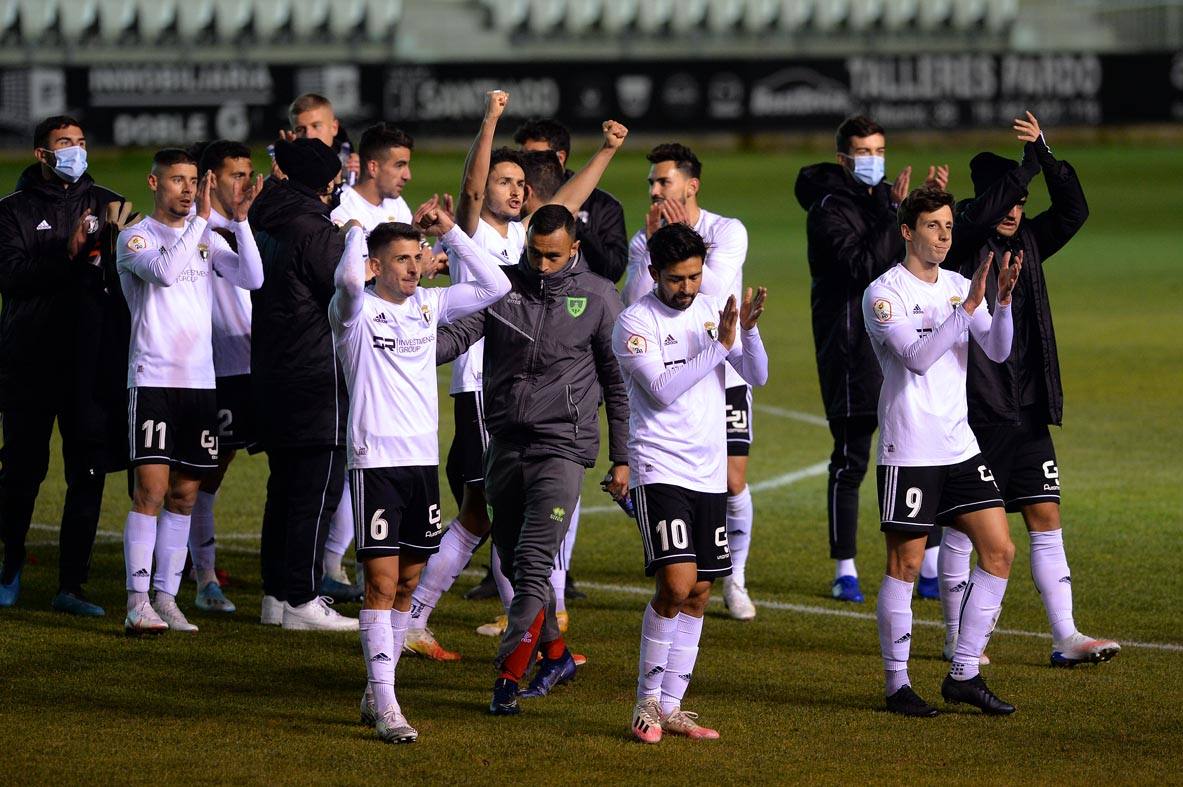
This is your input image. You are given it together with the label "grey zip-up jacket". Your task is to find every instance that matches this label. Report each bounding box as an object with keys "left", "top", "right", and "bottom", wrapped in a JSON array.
[{"left": 437, "top": 253, "right": 629, "bottom": 469}]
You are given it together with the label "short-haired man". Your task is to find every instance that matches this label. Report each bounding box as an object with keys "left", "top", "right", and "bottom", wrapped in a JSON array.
[
  {"left": 938, "top": 112, "right": 1118, "bottom": 668},
  {"left": 622, "top": 142, "right": 758, "bottom": 621},
  {"left": 514, "top": 117, "right": 628, "bottom": 282},
  {"left": 406, "top": 92, "right": 628, "bottom": 656},
  {"left": 183, "top": 140, "right": 265, "bottom": 615},
  {"left": 116, "top": 148, "right": 263, "bottom": 635},
  {"left": 615, "top": 223, "right": 768, "bottom": 743},
  {"left": 250, "top": 138, "right": 358, "bottom": 631},
  {"left": 0, "top": 116, "right": 129, "bottom": 614},
  {"left": 320, "top": 122, "right": 417, "bottom": 602},
  {"left": 437, "top": 204, "right": 630, "bottom": 714},
  {"left": 863, "top": 187, "right": 1020, "bottom": 716},
  {"left": 795, "top": 114, "right": 949, "bottom": 604},
  {"left": 286, "top": 93, "right": 360, "bottom": 183},
  {"left": 332, "top": 197, "right": 510, "bottom": 743}
]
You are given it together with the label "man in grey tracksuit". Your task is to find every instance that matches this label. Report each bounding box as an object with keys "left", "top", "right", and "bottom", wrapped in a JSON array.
[{"left": 437, "top": 205, "right": 629, "bottom": 714}]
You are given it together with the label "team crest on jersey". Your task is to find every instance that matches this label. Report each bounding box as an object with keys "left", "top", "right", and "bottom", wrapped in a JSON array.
[
  {"left": 705, "top": 321, "right": 719, "bottom": 341},
  {"left": 626, "top": 334, "right": 647, "bottom": 355},
  {"left": 197, "top": 242, "right": 209, "bottom": 261},
  {"left": 420, "top": 303, "right": 432, "bottom": 324},
  {"left": 127, "top": 235, "right": 147, "bottom": 252},
  {"left": 873, "top": 298, "right": 893, "bottom": 322},
  {"left": 566, "top": 296, "right": 587, "bottom": 318},
  {"left": 949, "top": 295, "right": 963, "bottom": 307}
]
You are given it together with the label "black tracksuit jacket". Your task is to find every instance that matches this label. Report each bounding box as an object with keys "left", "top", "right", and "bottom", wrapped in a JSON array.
[
  {"left": 248, "top": 180, "right": 349, "bottom": 450},
  {"left": 794, "top": 163, "right": 905, "bottom": 421},
  {"left": 946, "top": 141, "right": 1089, "bottom": 428}
]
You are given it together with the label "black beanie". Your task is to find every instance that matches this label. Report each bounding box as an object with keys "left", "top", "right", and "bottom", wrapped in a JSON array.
[
  {"left": 274, "top": 138, "right": 340, "bottom": 192},
  {"left": 970, "top": 152, "right": 1023, "bottom": 198}
]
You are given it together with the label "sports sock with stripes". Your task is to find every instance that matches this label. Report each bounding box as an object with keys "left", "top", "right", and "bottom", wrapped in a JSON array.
[
  {"left": 360, "top": 609, "right": 398, "bottom": 714},
  {"left": 323, "top": 476, "right": 353, "bottom": 578},
  {"left": 1030, "top": 528, "right": 1076, "bottom": 642},
  {"left": 409, "top": 519, "right": 481, "bottom": 631},
  {"left": 877, "top": 575, "right": 914, "bottom": 695},
  {"left": 188, "top": 490, "right": 218, "bottom": 587},
  {"left": 124, "top": 511, "right": 157, "bottom": 600},
  {"left": 491, "top": 548, "right": 514, "bottom": 611},
  {"left": 950, "top": 567, "right": 1008, "bottom": 680},
  {"left": 938, "top": 527, "right": 973, "bottom": 648},
  {"left": 637, "top": 603, "right": 676, "bottom": 703},
  {"left": 660, "top": 612, "right": 704, "bottom": 716}
]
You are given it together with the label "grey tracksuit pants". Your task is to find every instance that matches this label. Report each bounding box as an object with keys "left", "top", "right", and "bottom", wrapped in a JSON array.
[{"left": 485, "top": 439, "right": 584, "bottom": 667}]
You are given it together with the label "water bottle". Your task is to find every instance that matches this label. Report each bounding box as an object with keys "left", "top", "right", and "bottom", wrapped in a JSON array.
[
  {"left": 341, "top": 141, "right": 357, "bottom": 186},
  {"left": 602, "top": 472, "right": 636, "bottom": 518}
]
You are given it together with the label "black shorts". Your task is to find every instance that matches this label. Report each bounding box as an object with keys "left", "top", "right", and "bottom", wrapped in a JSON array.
[
  {"left": 350, "top": 466, "right": 444, "bottom": 560},
  {"left": 631, "top": 483, "right": 731, "bottom": 581},
  {"left": 214, "top": 375, "right": 261, "bottom": 453},
  {"left": 447, "top": 391, "right": 489, "bottom": 486},
  {"left": 128, "top": 386, "right": 219, "bottom": 472},
  {"left": 974, "top": 411, "right": 1061, "bottom": 511},
  {"left": 877, "top": 454, "right": 1004, "bottom": 534},
  {"left": 725, "top": 385, "right": 752, "bottom": 457}
]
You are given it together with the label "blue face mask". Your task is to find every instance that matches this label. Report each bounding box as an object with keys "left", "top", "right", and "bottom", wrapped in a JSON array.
[
  {"left": 47, "top": 145, "right": 88, "bottom": 183},
  {"left": 847, "top": 154, "right": 885, "bottom": 187}
]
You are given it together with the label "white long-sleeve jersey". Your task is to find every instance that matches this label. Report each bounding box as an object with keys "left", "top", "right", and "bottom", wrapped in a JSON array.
[
  {"left": 329, "top": 186, "right": 413, "bottom": 233},
  {"left": 206, "top": 209, "right": 255, "bottom": 377},
  {"left": 613, "top": 291, "right": 768, "bottom": 493},
  {"left": 622, "top": 207, "right": 749, "bottom": 388},
  {"left": 329, "top": 225, "right": 511, "bottom": 470},
  {"left": 117, "top": 214, "right": 263, "bottom": 389},
  {"left": 445, "top": 217, "right": 525, "bottom": 395},
  {"left": 863, "top": 263, "right": 1013, "bottom": 467}
]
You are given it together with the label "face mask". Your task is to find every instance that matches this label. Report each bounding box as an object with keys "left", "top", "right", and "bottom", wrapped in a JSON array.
[
  {"left": 847, "top": 154, "right": 885, "bottom": 187},
  {"left": 46, "top": 145, "right": 88, "bottom": 183}
]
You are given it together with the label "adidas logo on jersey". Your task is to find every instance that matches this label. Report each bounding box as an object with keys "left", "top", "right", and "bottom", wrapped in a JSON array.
[
  {"left": 894, "top": 633, "right": 912, "bottom": 644},
  {"left": 912, "top": 304, "right": 923, "bottom": 314},
  {"left": 663, "top": 334, "right": 677, "bottom": 346},
  {"left": 35, "top": 219, "right": 52, "bottom": 231},
  {"left": 374, "top": 313, "right": 388, "bottom": 323}
]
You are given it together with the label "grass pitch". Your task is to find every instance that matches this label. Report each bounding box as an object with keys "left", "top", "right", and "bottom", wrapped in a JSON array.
[{"left": 1, "top": 138, "right": 1181, "bottom": 784}]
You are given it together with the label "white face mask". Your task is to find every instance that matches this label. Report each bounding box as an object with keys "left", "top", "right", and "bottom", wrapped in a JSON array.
[
  {"left": 846, "top": 154, "right": 885, "bottom": 187},
  {"left": 46, "top": 145, "right": 88, "bottom": 183}
]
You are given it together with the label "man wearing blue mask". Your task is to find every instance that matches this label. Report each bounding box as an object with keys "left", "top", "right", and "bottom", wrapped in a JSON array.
[
  {"left": 794, "top": 115, "right": 949, "bottom": 604},
  {"left": 0, "top": 115, "right": 132, "bottom": 615}
]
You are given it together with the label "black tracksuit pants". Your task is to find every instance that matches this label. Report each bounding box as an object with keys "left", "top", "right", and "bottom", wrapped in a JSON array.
[
  {"left": 259, "top": 446, "right": 345, "bottom": 607},
  {"left": 0, "top": 405, "right": 106, "bottom": 591}
]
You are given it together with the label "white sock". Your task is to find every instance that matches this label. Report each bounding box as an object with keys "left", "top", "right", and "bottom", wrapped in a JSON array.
[
  {"left": 835, "top": 558, "right": 857, "bottom": 580},
  {"left": 391, "top": 609, "right": 409, "bottom": 676},
  {"left": 124, "top": 511, "right": 157, "bottom": 600},
  {"left": 920, "top": 545, "right": 939, "bottom": 579},
  {"left": 189, "top": 491, "right": 217, "bottom": 586},
  {"left": 877, "top": 575, "right": 914, "bottom": 696},
  {"left": 324, "top": 476, "right": 353, "bottom": 577},
  {"left": 938, "top": 527, "right": 973, "bottom": 648},
  {"left": 659, "top": 612, "right": 703, "bottom": 716},
  {"left": 360, "top": 609, "right": 398, "bottom": 714},
  {"left": 725, "top": 485, "right": 753, "bottom": 587},
  {"left": 951, "top": 567, "right": 1008, "bottom": 681},
  {"left": 637, "top": 603, "right": 677, "bottom": 702},
  {"left": 550, "top": 567, "right": 567, "bottom": 614},
  {"left": 152, "top": 510, "right": 191, "bottom": 598},
  {"left": 491, "top": 548, "right": 514, "bottom": 611},
  {"left": 409, "top": 520, "right": 481, "bottom": 631},
  {"left": 1030, "top": 529, "right": 1076, "bottom": 642},
  {"left": 562, "top": 497, "right": 580, "bottom": 566}
]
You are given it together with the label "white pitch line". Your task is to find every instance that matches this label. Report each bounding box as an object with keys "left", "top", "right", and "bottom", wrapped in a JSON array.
[{"left": 753, "top": 402, "right": 829, "bottom": 427}]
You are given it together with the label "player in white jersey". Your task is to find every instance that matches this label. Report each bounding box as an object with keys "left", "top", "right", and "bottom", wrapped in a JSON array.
[
  {"left": 116, "top": 148, "right": 263, "bottom": 636},
  {"left": 330, "top": 196, "right": 510, "bottom": 743},
  {"left": 407, "top": 90, "right": 629, "bottom": 656},
  {"left": 614, "top": 223, "right": 768, "bottom": 743},
  {"left": 321, "top": 123, "right": 417, "bottom": 603},
  {"left": 621, "top": 143, "right": 758, "bottom": 622},
  {"left": 862, "top": 187, "right": 1021, "bottom": 717},
  {"left": 176, "top": 140, "right": 263, "bottom": 616}
]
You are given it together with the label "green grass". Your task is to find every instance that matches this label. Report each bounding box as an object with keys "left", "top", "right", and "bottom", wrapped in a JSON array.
[{"left": 2, "top": 140, "right": 1182, "bottom": 783}]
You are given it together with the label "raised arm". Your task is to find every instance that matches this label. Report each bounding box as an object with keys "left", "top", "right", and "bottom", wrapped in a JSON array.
[
  {"left": 430, "top": 220, "right": 511, "bottom": 323},
  {"left": 543, "top": 121, "right": 629, "bottom": 219},
  {"left": 209, "top": 219, "right": 264, "bottom": 290},
  {"left": 613, "top": 307, "right": 729, "bottom": 409},
  {"left": 725, "top": 288, "right": 769, "bottom": 386},
  {"left": 117, "top": 216, "right": 207, "bottom": 286},
  {"left": 1017, "top": 114, "right": 1089, "bottom": 260},
  {"left": 576, "top": 195, "right": 628, "bottom": 283},
  {"left": 621, "top": 230, "right": 652, "bottom": 306},
  {"left": 329, "top": 223, "right": 367, "bottom": 326},
  {"left": 699, "top": 218, "right": 747, "bottom": 297},
  {"left": 436, "top": 310, "right": 487, "bottom": 366},
  {"left": 456, "top": 90, "right": 508, "bottom": 237},
  {"left": 967, "top": 250, "right": 1020, "bottom": 363}
]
